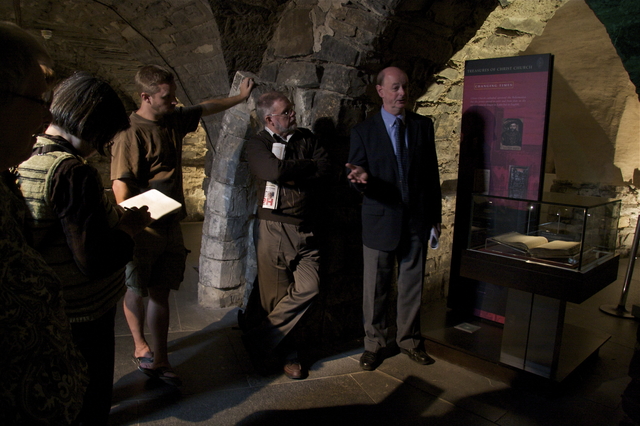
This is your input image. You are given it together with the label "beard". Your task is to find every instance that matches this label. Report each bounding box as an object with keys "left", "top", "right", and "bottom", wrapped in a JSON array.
[{"left": 274, "top": 120, "right": 297, "bottom": 136}]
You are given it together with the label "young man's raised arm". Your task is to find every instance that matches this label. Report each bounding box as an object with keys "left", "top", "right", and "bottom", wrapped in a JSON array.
[{"left": 199, "top": 77, "right": 254, "bottom": 117}]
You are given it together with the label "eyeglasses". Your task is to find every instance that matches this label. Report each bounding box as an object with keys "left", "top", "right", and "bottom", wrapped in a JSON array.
[
  {"left": 4, "top": 91, "right": 51, "bottom": 109},
  {"left": 268, "top": 108, "right": 294, "bottom": 117}
]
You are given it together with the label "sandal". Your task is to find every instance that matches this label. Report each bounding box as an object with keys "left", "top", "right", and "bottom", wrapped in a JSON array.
[
  {"left": 132, "top": 353, "right": 156, "bottom": 378},
  {"left": 155, "top": 366, "right": 182, "bottom": 387}
]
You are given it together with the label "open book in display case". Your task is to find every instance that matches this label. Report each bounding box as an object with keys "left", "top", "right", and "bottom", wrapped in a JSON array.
[
  {"left": 453, "top": 192, "right": 621, "bottom": 380},
  {"left": 425, "top": 192, "right": 621, "bottom": 381},
  {"left": 467, "top": 192, "right": 620, "bottom": 277},
  {"left": 459, "top": 193, "right": 620, "bottom": 309}
]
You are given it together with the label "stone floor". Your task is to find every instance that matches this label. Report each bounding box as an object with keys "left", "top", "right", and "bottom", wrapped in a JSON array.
[{"left": 109, "top": 222, "right": 639, "bottom": 425}]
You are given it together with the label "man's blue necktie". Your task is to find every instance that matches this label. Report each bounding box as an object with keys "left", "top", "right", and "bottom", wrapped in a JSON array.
[{"left": 395, "top": 117, "right": 409, "bottom": 204}]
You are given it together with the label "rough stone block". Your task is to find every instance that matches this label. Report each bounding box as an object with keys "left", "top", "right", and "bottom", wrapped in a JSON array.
[
  {"left": 276, "top": 62, "right": 320, "bottom": 88},
  {"left": 158, "top": 42, "right": 178, "bottom": 54},
  {"left": 422, "top": 83, "right": 446, "bottom": 101},
  {"left": 259, "top": 62, "right": 279, "bottom": 83},
  {"left": 335, "top": 1, "right": 390, "bottom": 20},
  {"left": 327, "top": 16, "right": 356, "bottom": 38},
  {"left": 198, "top": 284, "right": 244, "bottom": 309},
  {"left": 273, "top": 9, "right": 314, "bottom": 57},
  {"left": 292, "top": 90, "right": 316, "bottom": 129},
  {"left": 486, "top": 34, "right": 513, "bottom": 47},
  {"left": 170, "top": 2, "right": 211, "bottom": 28},
  {"left": 354, "top": 28, "right": 377, "bottom": 45},
  {"left": 202, "top": 212, "right": 250, "bottom": 242},
  {"left": 310, "top": 91, "right": 342, "bottom": 125},
  {"left": 320, "top": 64, "right": 365, "bottom": 96},
  {"left": 499, "top": 18, "right": 545, "bottom": 36},
  {"left": 187, "top": 72, "right": 230, "bottom": 99},
  {"left": 438, "top": 68, "right": 460, "bottom": 81},
  {"left": 205, "top": 180, "right": 254, "bottom": 217},
  {"left": 198, "top": 256, "right": 245, "bottom": 290},
  {"left": 208, "top": 134, "right": 247, "bottom": 185},
  {"left": 220, "top": 108, "right": 252, "bottom": 139},
  {"left": 434, "top": 114, "right": 456, "bottom": 139},
  {"left": 200, "top": 234, "right": 247, "bottom": 260},
  {"left": 332, "top": 7, "right": 382, "bottom": 35},
  {"left": 120, "top": 25, "right": 140, "bottom": 41},
  {"left": 447, "top": 85, "right": 464, "bottom": 101},
  {"left": 619, "top": 215, "right": 631, "bottom": 229},
  {"left": 315, "top": 35, "right": 359, "bottom": 66}
]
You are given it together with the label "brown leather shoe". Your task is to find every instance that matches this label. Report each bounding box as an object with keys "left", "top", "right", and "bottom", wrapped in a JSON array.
[{"left": 283, "top": 359, "right": 305, "bottom": 380}]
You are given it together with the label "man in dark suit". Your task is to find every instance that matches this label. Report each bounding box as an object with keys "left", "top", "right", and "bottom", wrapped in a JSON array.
[{"left": 346, "top": 66, "right": 442, "bottom": 370}]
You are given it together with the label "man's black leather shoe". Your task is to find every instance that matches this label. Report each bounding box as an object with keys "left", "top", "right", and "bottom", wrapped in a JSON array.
[
  {"left": 401, "top": 348, "right": 435, "bottom": 365},
  {"left": 360, "top": 350, "right": 379, "bottom": 371}
]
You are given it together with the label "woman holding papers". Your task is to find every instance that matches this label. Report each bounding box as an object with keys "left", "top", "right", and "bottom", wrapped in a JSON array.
[{"left": 17, "top": 72, "right": 151, "bottom": 426}]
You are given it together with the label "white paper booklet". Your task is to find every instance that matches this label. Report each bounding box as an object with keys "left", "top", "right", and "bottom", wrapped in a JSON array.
[
  {"left": 119, "top": 189, "right": 182, "bottom": 221},
  {"left": 262, "top": 142, "right": 286, "bottom": 209}
]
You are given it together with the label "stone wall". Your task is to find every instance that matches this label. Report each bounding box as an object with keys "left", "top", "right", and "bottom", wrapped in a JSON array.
[
  {"left": 197, "top": 0, "right": 574, "bottom": 319},
  {"left": 5, "top": 0, "right": 640, "bottom": 320},
  {"left": 550, "top": 181, "right": 640, "bottom": 256}
]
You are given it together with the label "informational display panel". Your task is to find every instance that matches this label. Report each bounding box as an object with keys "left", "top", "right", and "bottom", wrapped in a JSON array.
[
  {"left": 460, "top": 54, "right": 553, "bottom": 200},
  {"left": 448, "top": 54, "right": 554, "bottom": 320}
]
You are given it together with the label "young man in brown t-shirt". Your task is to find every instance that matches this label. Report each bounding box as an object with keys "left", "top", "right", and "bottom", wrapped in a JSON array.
[{"left": 111, "top": 65, "right": 253, "bottom": 386}]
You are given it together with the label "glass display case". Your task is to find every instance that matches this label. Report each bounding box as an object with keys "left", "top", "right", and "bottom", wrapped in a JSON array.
[
  {"left": 445, "top": 192, "right": 622, "bottom": 380},
  {"left": 459, "top": 192, "right": 620, "bottom": 304},
  {"left": 468, "top": 193, "right": 620, "bottom": 272}
]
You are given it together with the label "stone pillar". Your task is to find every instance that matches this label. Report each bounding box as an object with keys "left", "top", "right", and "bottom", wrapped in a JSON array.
[{"left": 198, "top": 72, "right": 257, "bottom": 308}]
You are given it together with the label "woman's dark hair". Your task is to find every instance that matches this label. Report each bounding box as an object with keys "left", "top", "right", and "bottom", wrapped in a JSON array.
[{"left": 50, "top": 72, "right": 129, "bottom": 155}]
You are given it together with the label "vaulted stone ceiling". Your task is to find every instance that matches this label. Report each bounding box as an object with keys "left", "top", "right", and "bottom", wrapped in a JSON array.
[
  {"left": 2, "top": 0, "right": 231, "bottom": 111},
  {"left": 3, "top": 1, "right": 638, "bottom": 105},
  {"left": 1, "top": 0, "right": 499, "bottom": 111}
]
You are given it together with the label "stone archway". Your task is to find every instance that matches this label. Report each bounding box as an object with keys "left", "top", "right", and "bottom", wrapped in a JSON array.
[
  {"left": 196, "top": 1, "right": 581, "bottom": 335},
  {"left": 4, "top": 0, "right": 640, "bottom": 317}
]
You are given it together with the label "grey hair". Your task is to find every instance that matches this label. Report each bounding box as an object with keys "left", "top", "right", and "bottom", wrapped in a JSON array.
[{"left": 256, "top": 91, "right": 289, "bottom": 123}]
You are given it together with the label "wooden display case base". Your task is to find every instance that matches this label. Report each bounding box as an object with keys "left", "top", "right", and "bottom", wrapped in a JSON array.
[
  {"left": 460, "top": 250, "right": 619, "bottom": 304},
  {"left": 422, "top": 300, "right": 611, "bottom": 382}
]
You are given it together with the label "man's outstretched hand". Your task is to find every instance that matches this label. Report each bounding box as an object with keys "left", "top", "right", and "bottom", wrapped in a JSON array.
[{"left": 346, "top": 163, "right": 368, "bottom": 184}]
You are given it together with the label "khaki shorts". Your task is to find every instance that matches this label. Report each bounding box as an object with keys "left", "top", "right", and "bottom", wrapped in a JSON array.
[{"left": 125, "top": 221, "right": 187, "bottom": 297}]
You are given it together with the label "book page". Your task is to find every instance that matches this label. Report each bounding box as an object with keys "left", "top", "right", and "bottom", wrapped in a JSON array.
[
  {"left": 119, "top": 189, "right": 182, "bottom": 221},
  {"left": 492, "top": 232, "right": 548, "bottom": 250},
  {"left": 529, "top": 240, "right": 581, "bottom": 257},
  {"left": 535, "top": 240, "right": 581, "bottom": 251}
]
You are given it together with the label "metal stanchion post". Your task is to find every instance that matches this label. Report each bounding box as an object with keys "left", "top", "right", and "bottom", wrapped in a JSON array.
[{"left": 600, "top": 216, "right": 640, "bottom": 318}]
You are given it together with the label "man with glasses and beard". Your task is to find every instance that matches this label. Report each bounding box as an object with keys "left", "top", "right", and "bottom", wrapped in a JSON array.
[{"left": 243, "top": 91, "right": 330, "bottom": 380}]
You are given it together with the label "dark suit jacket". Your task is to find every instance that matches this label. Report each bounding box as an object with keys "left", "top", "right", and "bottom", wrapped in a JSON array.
[{"left": 349, "top": 110, "right": 442, "bottom": 251}]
